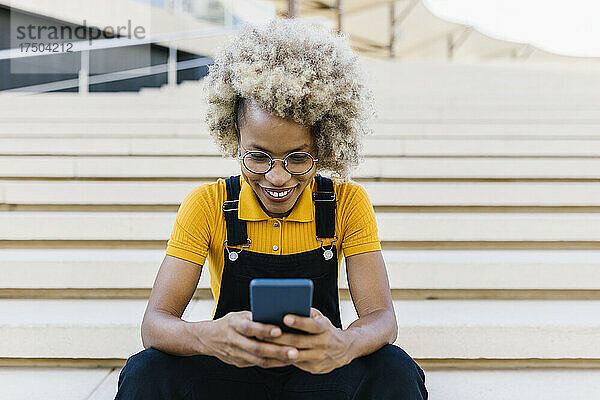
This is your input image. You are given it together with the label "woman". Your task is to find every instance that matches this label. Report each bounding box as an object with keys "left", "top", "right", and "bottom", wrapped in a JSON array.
[{"left": 115, "top": 18, "right": 427, "bottom": 400}]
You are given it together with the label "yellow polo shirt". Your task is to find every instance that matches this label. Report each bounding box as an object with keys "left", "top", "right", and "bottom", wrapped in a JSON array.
[{"left": 166, "top": 175, "right": 381, "bottom": 306}]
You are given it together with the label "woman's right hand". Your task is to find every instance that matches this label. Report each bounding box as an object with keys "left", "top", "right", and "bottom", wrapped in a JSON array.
[{"left": 201, "top": 311, "right": 299, "bottom": 368}]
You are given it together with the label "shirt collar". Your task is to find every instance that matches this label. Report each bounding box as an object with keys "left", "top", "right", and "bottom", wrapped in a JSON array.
[{"left": 238, "top": 176, "right": 315, "bottom": 222}]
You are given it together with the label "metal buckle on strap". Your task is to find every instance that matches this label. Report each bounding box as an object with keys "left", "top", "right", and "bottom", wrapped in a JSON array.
[
  {"left": 223, "top": 238, "right": 251, "bottom": 262},
  {"left": 316, "top": 235, "right": 338, "bottom": 245},
  {"left": 316, "top": 235, "right": 338, "bottom": 261},
  {"left": 312, "top": 192, "right": 336, "bottom": 202},
  {"left": 222, "top": 199, "right": 239, "bottom": 212}
]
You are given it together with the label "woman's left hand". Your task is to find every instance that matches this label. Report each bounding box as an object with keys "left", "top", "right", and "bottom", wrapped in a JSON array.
[{"left": 262, "top": 307, "right": 353, "bottom": 374}]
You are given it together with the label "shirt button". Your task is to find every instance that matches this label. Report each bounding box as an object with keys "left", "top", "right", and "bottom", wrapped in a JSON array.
[
  {"left": 273, "top": 222, "right": 279, "bottom": 228},
  {"left": 273, "top": 245, "right": 279, "bottom": 251}
]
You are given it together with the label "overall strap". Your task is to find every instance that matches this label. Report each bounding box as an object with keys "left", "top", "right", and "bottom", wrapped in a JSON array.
[
  {"left": 224, "top": 175, "right": 336, "bottom": 243},
  {"left": 313, "top": 175, "right": 336, "bottom": 238},
  {"left": 223, "top": 175, "right": 248, "bottom": 245}
]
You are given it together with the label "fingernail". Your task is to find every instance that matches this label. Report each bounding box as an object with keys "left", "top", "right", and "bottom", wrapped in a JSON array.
[
  {"left": 285, "top": 316, "right": 295, "bottom": 325},
  {"left": 288, "top": 349, "right": 298, "bottom": 359},
  {"left": 270, "top": 328, "right": 281, "bottom": 336}
]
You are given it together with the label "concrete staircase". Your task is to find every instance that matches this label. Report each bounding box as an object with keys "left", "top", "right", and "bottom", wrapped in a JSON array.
[{"left": 2, "top": 59, "right": 600, "bottom": 399}]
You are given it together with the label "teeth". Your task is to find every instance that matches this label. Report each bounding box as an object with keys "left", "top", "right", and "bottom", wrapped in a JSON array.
[{"left": 266, "top": 188, "right": 291, "bottom": 198}]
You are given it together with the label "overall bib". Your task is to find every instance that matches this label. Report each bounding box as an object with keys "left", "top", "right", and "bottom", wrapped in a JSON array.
[
  {"left": 115, "top": 175, "right": 428, "bottom": 400},
  {"left": 214, "top": 174, "right": 342, "bottom": 328}
]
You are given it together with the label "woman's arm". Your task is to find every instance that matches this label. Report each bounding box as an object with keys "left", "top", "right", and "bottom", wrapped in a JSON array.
[
  {"left": 141, "top": 254, "right": 207, "bottom": 356},
  {"left": 141, "top": 255, "right": 298, "bottom": 366},
  {"left": 341, "top": 249, "right": 397, "bottom": 360},
  {"left": 262, "top": 249, "right": 396, "bottom": 373}
]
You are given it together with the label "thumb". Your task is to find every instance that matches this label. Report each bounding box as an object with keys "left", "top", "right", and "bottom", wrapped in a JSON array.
[
  {"left": 239, "top": 310, "right": 252, "bottom": 319},
  {"left": 310, "top": 307, "right": 323, "bottom": 318}
]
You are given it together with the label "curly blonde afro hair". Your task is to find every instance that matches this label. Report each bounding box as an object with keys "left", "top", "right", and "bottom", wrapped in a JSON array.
[{"left": 204, "top": 17, "right": 375, "bottom": 179}]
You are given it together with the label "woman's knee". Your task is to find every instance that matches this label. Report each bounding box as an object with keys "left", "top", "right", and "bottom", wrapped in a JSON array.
[
  {"left": 118, "top": 347, "right": 177, "bottom": 384},
  {"left": 350, "top": 345, "right": 427, "bottom": 399},
  {"left": 367, "top": 344, "right": 426, "bottom": 386},
  {"left": 116, "top": 348, "right": 192, "bottom": 399}
]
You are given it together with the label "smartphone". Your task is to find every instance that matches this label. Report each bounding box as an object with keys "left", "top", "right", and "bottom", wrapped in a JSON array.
[{"left": 249, "top": 278, "right": 313, "bottom": 334}]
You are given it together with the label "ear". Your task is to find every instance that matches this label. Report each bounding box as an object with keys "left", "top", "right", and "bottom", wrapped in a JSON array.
[{"left": 235, "top": 123, "right": 241, "bottom": 157}]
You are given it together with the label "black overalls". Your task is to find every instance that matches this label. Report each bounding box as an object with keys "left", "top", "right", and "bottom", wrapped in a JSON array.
[
  {"left": 115, "top": 175, "right": 428, "bottom": 400},
  {"left": 214, "top": 174, "right": 342, "bottom": 330}
]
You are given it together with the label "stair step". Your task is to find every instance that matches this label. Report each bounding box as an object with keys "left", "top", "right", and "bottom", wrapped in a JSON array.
[
  {"left": 3, "top": 367, "right": 600, "bottom": 400},
  {"left": 372, "top": 122, "right": 600, "bottom": 137},
  {"left": 4, "top": 211, "right": 600, "bottom": 241},
  {"left": 0, "top": 122, "right": 205, "bottom": 136},
  {"left": 4, "top": 156, "right": 600, "bottom": 179},
  {"left": 3, "top": 121, "right": 600, "bottom": 138},
  {"left": 1, "top": 299, "right": 599, "bottom": 359},
  {"left": 0, "top": 137, "right": 409, "bottom": 157},
  {"left": 364, "top": 59, "right": 600, "bottom": 106},
  {"left": 426, "top": 369, "right": 600, "bottom": 400},
  {"left": 5, "top": 180, "right": 600, "bottom": 206},
  {"left": 2, "top": 249, "right": 600, "bottom": 290},
  {"left": 0, "top": 367, "right": 113, "bottom": 400},
  {"left": 2, "top": 106, "right": 599, "bottom": 120},
  {"left": 6, "top": 137, "right": 600, "bottom": 156}
]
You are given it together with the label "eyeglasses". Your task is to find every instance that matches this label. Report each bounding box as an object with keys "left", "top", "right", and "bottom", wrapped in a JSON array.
[{"left": 238, "top": 144, "right": 318, "bottom": 176}]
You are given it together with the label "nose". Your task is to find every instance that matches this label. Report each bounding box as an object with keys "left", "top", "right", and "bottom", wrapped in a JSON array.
[{"left": 265, "top": 159, "right": 291, "bottom": 186}]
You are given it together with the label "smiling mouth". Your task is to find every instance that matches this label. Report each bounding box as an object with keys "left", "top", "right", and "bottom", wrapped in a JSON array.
[{"left": 261, "top": 186, "right": 296, "bottom": 202}]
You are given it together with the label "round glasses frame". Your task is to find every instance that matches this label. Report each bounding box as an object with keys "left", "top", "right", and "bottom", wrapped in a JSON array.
[
  {"left": 238, "top": 149, "right": 319, "bottom": 175},
  {"left": 234, "top": 121, "right": 319, "bottom": 175}
]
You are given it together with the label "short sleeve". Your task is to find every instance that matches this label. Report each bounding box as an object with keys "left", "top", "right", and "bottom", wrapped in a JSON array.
[
  {"left": 165, "top": 184, "right": 215, "bottom": 266},
  {"left": 340, "top": 183, "right": 382, "bottom": 258}
]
